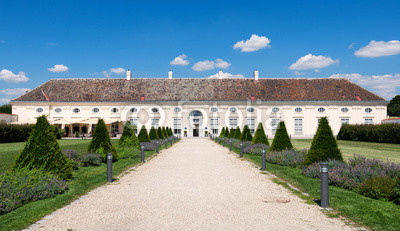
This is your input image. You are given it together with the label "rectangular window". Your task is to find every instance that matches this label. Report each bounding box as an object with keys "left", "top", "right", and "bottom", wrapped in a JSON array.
[
  {"left": 229, "top": 118, "right": 238, "bottom": 129},
  {"left": 294, "top": 118, "right": 303, "bottom": 135},
  {"left": 341, "top": 118, "right": 349, "bottom": 126},
  {"left": 151, "top": 119, "right": 159, "bottom": 129},
  {"left": 111, "top": 123, "right": 119, "bottom": 134},
  {"left": 271, "top": 118, "right": 280, "bottom": 135},
  {"left": 130, "top": 119, "right": 138, "bottom": 134},
  {"left": 173, "top": 118, "right": 182, "bottom": 134},
  {"left": 365, "top": 118, "right": 373, "bottom": 125},
  {"left": 210, "top": 118, "right": 218, "bottom": 134},
  {"left": 247, "top": 118, "right": 255, "bottom": 133}
]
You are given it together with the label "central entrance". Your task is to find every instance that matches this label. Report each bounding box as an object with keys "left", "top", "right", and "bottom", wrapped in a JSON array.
[{"left": 189, "top": 110, "right": 203, "bottom": 137}]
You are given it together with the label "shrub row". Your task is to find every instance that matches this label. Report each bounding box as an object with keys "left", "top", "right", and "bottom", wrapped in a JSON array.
[
  {"left": 0, "top": 168, "right": 68, "bottom": 215},
  {"left": 337, "top": 123, "right": 400, "bottom": 144},
  {"left": 0, "top": 124, "right": 34, "bottom": 143}
]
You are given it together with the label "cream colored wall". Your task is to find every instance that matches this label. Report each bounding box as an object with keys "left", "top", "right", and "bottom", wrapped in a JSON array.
[{"left": 11, "top": 101, "right": 387, "bottom": 138}]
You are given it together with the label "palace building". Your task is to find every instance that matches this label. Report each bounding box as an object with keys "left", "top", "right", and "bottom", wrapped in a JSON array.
[{"left": 11, "top": 70, "right": 387, "bottom": 138}]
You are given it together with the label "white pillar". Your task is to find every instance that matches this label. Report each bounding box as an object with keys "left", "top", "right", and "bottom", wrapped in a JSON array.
[
  {"left": 168, "top": 70, "right": 173, "bottom": 79},
  {"left": 126, "top": 69, "right": 132, "bottom": 81},
  {"left": 254, "top": 69, "right": 259, "bottom": 81}
]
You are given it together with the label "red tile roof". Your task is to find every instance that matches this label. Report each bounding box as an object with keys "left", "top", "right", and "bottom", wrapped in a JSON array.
[{"left": 12, "top": 78, "right": 386, "bottom": 102}]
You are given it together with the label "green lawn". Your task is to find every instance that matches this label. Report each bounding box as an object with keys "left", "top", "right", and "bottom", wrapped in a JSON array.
[
  {"left": 0, "top": 139, "right": 120, "bottom": 174},
  {"left": 288, "top": 139, "right": 400, "bottom": 163}
]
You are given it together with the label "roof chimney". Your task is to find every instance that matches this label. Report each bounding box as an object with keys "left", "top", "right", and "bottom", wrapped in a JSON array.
[
  {"left": 126, "top": 69, "right": 132, "bottom": 81},
  {"left": 253, "top": 69, "right": 259, "bottom": 81},
  {"left": 218, "top": 70, "right": 223, "bottom": 79},
  {"left": 168, "top": 70, "right": 173, "bottom": 79}
]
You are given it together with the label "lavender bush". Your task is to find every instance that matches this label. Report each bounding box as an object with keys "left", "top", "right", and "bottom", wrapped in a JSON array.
[
  {"left": 0, "top": 168, "right": 68, "bottom": 215},
  {"left": 63, "top": 149, "right": 82, "bottom": 169},
  {"left": 243, "top": 144, "right": 269, "bottom": 155},
  {"left": 266, "top": 149, "right": 308, "bottom": 168},
  {"left": 140, "top": 141, "right": 157, "bottom": 151},
  {"left": 233, "top": 140, "right": 251, "bottom": 149},
  {"left": 81, "top": 153, "right": 102, "bottom": 166}
]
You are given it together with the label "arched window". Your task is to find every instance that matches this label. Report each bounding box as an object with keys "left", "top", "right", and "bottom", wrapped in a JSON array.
[
  {"left": 36, "top": 108, "right": 43, "bottom": 113},
  {"left": 210, "top": 107, "right": 218, "bottom": 112},
  {"left": 174, "top": 107, "right": 182, "bottom": 113},
  {"left": 72, "top": 108, "right": 80, "bottom": 113},
  {"left": 151, "top": 107, "right": 159, "bottom": 113},
  {"left": 190, "top": 110, "right": 203, "bottom": 117},
  {"left": 318, "top": 107, "right": 326, "bottom": 113},
  {"left": 130, "top": 107, "right": 137, "bottom": 113},
  {"left": 54, "top": 108, "right": 62, "bottom": 113},
  {"left": 247, "top": 107, "right": 255, "bottom": 113},
  {"left": 111, "top": 108, "right": 118, "bottom": 113},
  {"left": 229, "top": 107, "right": 237, "bottom": 113},
  {"left": 272, "top": 107, "right": 279, "bottom": 113},
  {"left": 92, "top": 108, "right": 100, "bottom": 113},
  {"left": 341, "top": 107, "right": 349, "bottom": 113},
  {"left": 365, "top": 108, "right": 372, "bottom": 113},
  {"left": 294, "top": 107, "right": 302, "bottom": 113}
]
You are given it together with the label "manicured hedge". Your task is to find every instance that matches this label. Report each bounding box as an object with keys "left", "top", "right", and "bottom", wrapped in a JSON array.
[
  {"left": 0, "top": 124, "right": 34, "bottom": 143},
  {"left": 337, "top": 123, "right": 400, "bottom": 144}
]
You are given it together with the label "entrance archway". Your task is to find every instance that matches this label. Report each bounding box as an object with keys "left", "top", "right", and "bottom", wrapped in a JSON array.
[{"left": 189, "top": 110, "right": 203, "bottom": 137}]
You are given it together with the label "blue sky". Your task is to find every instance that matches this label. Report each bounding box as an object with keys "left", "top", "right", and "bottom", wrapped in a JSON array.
[{"left": 1, "top": 0, "right": 400, "bottom": 102}]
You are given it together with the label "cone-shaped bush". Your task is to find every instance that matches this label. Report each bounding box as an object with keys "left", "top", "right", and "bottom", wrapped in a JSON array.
[
  {"left": 15, "top": 115, "right": 73, "bottom": 179},
  {"left": 270, "top": 121, "right": 293, "bottom": 151},
  {"left": 240, "top": 125, "right": 253, "bottom": 141},
  {"left": 220, "top": 127, "right": 226, "bottom": 137},
  {"left": 162, "top": 127, "right": 168, "bottom": 138},
  {"left": 252, "top": 122, "right": 269, "bottom": 146},
  {"left": 119, "top": 121, "right": 133, "bottom": 146},
  {"left": 88, "top": 119, "right": 117, "bottom": 160},
  {"left": 157, "top": 127, "right": 165, "bottom": 140},
  {"left": 167, "top": 127, "right": 173, "bottom": 136},
  {"left": 149, "top": 126, "right": 159, "bottom": 140},
  {"left": 138, "top": 125, "right": 151, "bottom": 142},
  {"left": 234, "top": 126, "right": 241, "bottom": 139},
  {"left": 228, "top": 128, "right": 235, "bottom": 138},
  {"left": 304, "top": 117, "right": 343, "bottom": 165}
]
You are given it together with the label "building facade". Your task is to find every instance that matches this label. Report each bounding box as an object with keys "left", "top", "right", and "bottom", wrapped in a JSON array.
[{"left": 11, "top": 72, "right": 387, "bottom": 138}]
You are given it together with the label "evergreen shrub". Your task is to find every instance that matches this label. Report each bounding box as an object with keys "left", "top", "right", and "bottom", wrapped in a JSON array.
[
  {"left": 149, "top": 126, "right": 159, "bottom": 140},
  {"left": 138, "top": 125, "right": 151, "bottom": 142},
  {"left": 0, "top": 124, "right": 34, "bottom": 143},
  {"left": 157, "top": 127, "right": 165, "bottom": 140},
  {"left": 337, "top": 123, "right": 400, "bottom": 144},
  {"left": 234, "top": 126, "right": 241, "bottom": 139},
  {"left": 240, "top": 125, "right": 253, "bottom": 141},
  {"left": 252, "top": 122, "right": 269, "bottom": 146},
  {"left": 87, "top": 119, "right": 117, "bottom": 161},
  {"left": 269, "top": 121, "right": 293, "bottom": 151}
]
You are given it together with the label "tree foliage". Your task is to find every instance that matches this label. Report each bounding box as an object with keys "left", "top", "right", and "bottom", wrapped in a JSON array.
[
  {"left": 138, "top": 125, "right": 151, "bottom": 142},
  {"left": 388, "top": 95, "right": 400, "bottom": 117},
  {"left": 234, "top": 126, "right": 241, "bottom": 139},
  {"left": 240, "top": 125, "right": 253, "bottom": 141},
  {"left": 252, "top": 122, "right": 269, "bottom": 146},
  {"left": 220, "top": 127, "right": 226, "bottom": 137},
  {"left": 14, "top": 115, "right": 72, "bottom": 179},
  {"left": 228, "top": 128, "right": 235, "bottom": 138},
  {"left": 269, "top": 121, "right": 293, "bottom": 151},
  {"left": 119, "top": 121, "right": 140, "bottom": 148},
  {"left": 88, "top": 119, "right": 117, "bottom": 160},
  {"left": 149, "top": 126, "right": 159, "bottom": 140},
  {"left": 304, "top": 117, "right": 343, "bottom": 165},
  {"left": 157, "top": 127, "right": 165, "bottom": 140},
  {"left": 162, "top": 127, "right": 168, "bottom": 138},
  {"left": 0, "top": 104, "right": 12, "bottom": 114}
]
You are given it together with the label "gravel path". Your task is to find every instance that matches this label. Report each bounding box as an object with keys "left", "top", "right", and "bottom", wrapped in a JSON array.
[{"left": 30, "top": 138, "right": 353, "bottom": 231}]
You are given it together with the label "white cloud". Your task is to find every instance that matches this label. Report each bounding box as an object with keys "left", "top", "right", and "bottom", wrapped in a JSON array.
[
  {"left": 329, "top": 73, "right": 400, "bottom": 100},
  {"left": 0, "top": 88, "right": 30, "bottom": 96},
  {"left": 103, "top": 67, "right": 126, "bottom": 77},
  {"left": 48, "top": 64, "right": 69, "bottom": 73},
  {"left": 348, "top": 43, "right": 356, "bottom": 49},
  {"left": 233, "top": 34, "right": 271, "bottom": 52},
  {"left": 0, "top": 98, "right": 11, "bottom": 104},
  {"left": 170, "top": 54, "right": 189, "bottom": 66},
  {"left": 355, "top": 40, "right": 400, "bottom": 58},
  {"left": 0, "top": 69, "right": 29, "bottom": 83},
  {"left": 207, "top": 71, "right": 244, "bottom": 79},
  {"left": 192, "top": 59, "right": 231, "bottom": 72},
  {"left": 294, "top": 71, "right": 305, "bottom": 76},
  {"left": 289, "top": 54, "right": 339, "bottom": 70}
]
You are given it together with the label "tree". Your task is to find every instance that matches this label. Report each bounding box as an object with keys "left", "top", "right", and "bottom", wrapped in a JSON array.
[
  {"left": 220, "top": 127, "right": 226, "bottom": 137},
  {"left": 88, "top": 119, "right": 117, "bottom": 160},
  {"left": 252, "top": 122, "right": 269, "bottom": 146},
  {"left": 388, "top": 95, "right": 400, "bottom": 116},
  {"left": 14, "top": 115, "right": 72, "bottom": 179},
  {"left": 138, "top": 125, "right": 151, "bottom": 142},
  {"left": 162, "top": 127, "right": 168, "bottom": 138},
  {"left": 240, "top": 125, "right": 253, "bottom": 141},
  {"left": 228, "top": 128, "right": 235, "bottom": 138},
  {"left": 119, "top": 121, "right": 139, "bottom": 148},
  {"left": 167, "top": 127, "right": 173, "bottom": 136},
  {"left": 234, "top": 126, "right": 241, "bottom": 139},
  {"left": 304, "top": 117, "right": 343, "bottom": 165},
  {"left": 269, "top": 121, "right": 293, "bottom": 151},
  {"left": 0, "top": 104, "right": 11, "bottom": 114},
  {"left": 157, "top": 127, "right": 165, "bottom": 139},
  {"left": 149, "top": 126, "right": 159, "bottom": 140}
]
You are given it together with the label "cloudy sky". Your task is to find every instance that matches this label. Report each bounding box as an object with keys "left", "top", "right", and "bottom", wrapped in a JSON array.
[{"left": 1, "top": 0, "right": 400, "bottom": 102}]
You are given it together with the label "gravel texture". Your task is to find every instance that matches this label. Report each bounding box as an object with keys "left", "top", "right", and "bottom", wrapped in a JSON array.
[{"left": 29, "top": 138, "right": 353, "bottom": 231}]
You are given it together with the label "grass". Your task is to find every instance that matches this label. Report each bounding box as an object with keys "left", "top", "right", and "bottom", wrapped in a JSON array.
[
  {"left": 0, "top": 139, "right": 119, "bottom": 174},
  {"left": 0, "top": 138, "right": 175, "bottom": 230},
  {"left": 227, "top": 143, "right": 400, "bottom": 231},
  {"left": 269, "top": 139, "right": 400, "bottom": 163}
]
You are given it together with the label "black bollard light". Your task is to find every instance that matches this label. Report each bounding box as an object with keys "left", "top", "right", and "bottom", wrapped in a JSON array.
[
  {"left": 156, "top": 141, "right": 159, "bottom": 154},
  {"left": 165, "top": 140, "right": 168, "bottom": 149},
  {"left": 223, "top": 138, "right": 225, "bottom": 147},
  {"left": 107, "top": 152, "right": 112, "bottom": 182},
  {"left": 141, "top": 145, "right": 145, "bottom": 163},
  {"left": 240, "top": 142, "right": 243, "bottom": 157},
  {"left": 320, "top": 162, "right": 329, "bottom": 208},
  {"left": 229, "top": 140, "right": 232, "bottom": 151},
  {"left": 261, "top": 148, "right": 266, "bottom": 171}
]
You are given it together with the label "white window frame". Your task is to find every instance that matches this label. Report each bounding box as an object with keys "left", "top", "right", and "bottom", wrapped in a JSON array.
[
  {"left": 294, "top": 118, "right": 303, "bottom": 135},
  {"left": 271, "top": 118, "right": 280, "bottom": 135},
  {"left": 173, "top": 118, "right": 182, "bottom": 134},
  {"left": 151, "top": 118, "right": 160, "bottom": 129},
  {"left": 130, "top": 119, "right": 138, "bottom": 134},
  {"left": 210, "top": 118, "right": 218, "bottom": 134},
  {"left": 229, "top": 118, "right": 238, "bottom": 129},
  {"left": 341, "top": 118, "right": 349, "bottom": 126},
  {"left": 364, "top": 118, "right": 373, "bottom": 124},
  {"left": 247, "top": 118, "right": 255, "bottom": 133}
]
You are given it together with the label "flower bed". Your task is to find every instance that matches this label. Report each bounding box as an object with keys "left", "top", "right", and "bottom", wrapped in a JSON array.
[{"left": 266, "top": 149, "right": 307, "bottom": 168}]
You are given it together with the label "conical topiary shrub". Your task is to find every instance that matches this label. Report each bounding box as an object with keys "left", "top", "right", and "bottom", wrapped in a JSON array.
[
  {"left": 149, "top": 126, "right": 159, "bottom": 140},
  {"left": 162, "top": 127, "right": 168, "bottom": 138},
  {"left": 138, "top": 125, "right": 151, "bottom": 142},
  {"left": 88, "top": 119, "right": 117, "bottom": 160},
  {"left": 304, "top": 117, "right": 343, "bottom": 165},
  {"left": 14, "top": 115, "right": 73, "bottom": 179},
  {"left": 157, "top": 127, "right": 165, "bottom": 140},
  {"left": 240, "top": 125, "right": 253, "bottom": 141},
  {"left": 270, "top": 121, "right": 293, "bottom": 151},
  {"left": 220, "top": 127, "right": 226, "bottom": 137},
  {"left": 167, "top": 127, "right": 173, "bottom": 136},
  {"left": 234, "top": 126, "right": 241, "bottom": 139},
  {"left": 119, "top": 121, "right": 133, "bottom": 146},
  {"left": 228, "top": 128, "right": 235, "bottom": 138},
  {"left": 252, "top": 122, "right": 269, "bottom": 146}
]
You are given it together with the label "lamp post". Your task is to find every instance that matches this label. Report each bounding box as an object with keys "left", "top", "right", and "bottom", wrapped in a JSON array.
[
  {"left": 320, "top": 162, "right": 329, "bottom": 208},
  {"left": 107, "top": 152, "right": 112, "bottom": 182}
]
